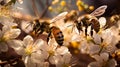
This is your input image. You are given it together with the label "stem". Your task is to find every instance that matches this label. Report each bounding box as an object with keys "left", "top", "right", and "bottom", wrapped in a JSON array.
[
  {"left": 39, "top": 0, "right": 51, "bottom": 18},
  {"left": 31, "top": 0, "right": 40, "bottom": 18},
  {"left": 39, "top": 0, "right": 45, "bottom": 9}
]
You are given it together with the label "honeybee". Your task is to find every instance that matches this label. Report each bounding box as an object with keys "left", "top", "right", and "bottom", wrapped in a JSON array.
[
  {"left": 31, "top": 19, "right": 50, "bottom": 36},
  {"left": 104, "top": 14, "right": 120, "bottom": 29},
  {"left": 76, "top": 5, "right": 107, "bottom": 36},
  {"left": 31, "top": 20, "right": 64, "bottom": 46},
  {"left": 47, "top": 26, "right": 64, "bottom": 46},
  {"left": 110, "top": 15, "right": 120, "bottom": 23},
  {"left": 0, "top": 0, "right": 16, "bottom": 6},
  {"left": 111, "top": 49, "right": 120, "bottom": 66},
  {"left": 64, "top": 10, "right": 78, "bottom": 22},
  {"left": 29, "top": 12, "right": 68, "bottom": 46}
]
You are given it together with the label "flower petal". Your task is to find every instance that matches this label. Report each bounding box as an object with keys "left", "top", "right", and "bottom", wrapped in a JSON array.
[
  {"left": 23, "top": 35, "right": 33, "bottom": 47},
  {"left": 25, "top": 56, "right": 36, "bottom": 67},
  {"left": 100, "top": 53, "right": 109, "bottom": 61},
  {"left": 107, "top": 59, "right": 117, "bottom": 67},
  {"left": 99, "top": 17, "right": 106, "bottom": 28},
  {"left": 63, "top": 53, "right": 72, "bottom": 64},
  {"left": 56, "top": 46, "right": 69, "bottom": 55},
  {"left": 7, "top": 40, "right": 25, "bottom": 55},
  {"left": 7, "top": 40, "right": 23, "bottom": 49},
  {"left": 93, "top": 33, "right": 101, "bottom": 44},
  {"left": 89, "top": 45, "right": 100, "bottom": 55},
  {"left": 31, "top": 50, "right": 44, "bottom": 63},
  {"left": 4, "top": 29, "right": 21, "bottom": 39},
  {"left": 88, "top": 62, "right": 101, "bottom": 67},
  {"left": 0, "top": 42, "right": 8, "bottom": 52},
  {"left": 33, "top": 39, "right": 46, "bottom": 50}
]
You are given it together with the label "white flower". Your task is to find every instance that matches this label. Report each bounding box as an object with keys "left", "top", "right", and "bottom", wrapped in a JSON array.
[
  {"left": 80, "top": 36, "right": 95, "bottom": 54},
  {"left": 13, "top": 35, "right": 49, "bottom": 67},
  {"left": 88, "top": 45, "right": 100, "bottom": 55},
  {"left": 47, "top": 38, "right": 72, "bottom": 67},
  {"left": 91, "top": 28, "right": 119, "bottom": 55},
  {"left": 0, "top": 17, "right": 17, "bottom": 28},
  {"left": 0, "top": 25, "right": 21, "bottom": 52},
  {"left": 49, "top": 46, "right": 72, "bottom": 67},
  {"left": 100, "top": 28, "right": 119, "bottom": 54},
  {"left": 88, "top": 53, "right": 117, "bottom": 67}
]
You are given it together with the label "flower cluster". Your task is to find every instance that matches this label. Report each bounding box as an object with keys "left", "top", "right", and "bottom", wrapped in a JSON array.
[{"left": 0, "top": 0, "right": 120, "bottom": 67}]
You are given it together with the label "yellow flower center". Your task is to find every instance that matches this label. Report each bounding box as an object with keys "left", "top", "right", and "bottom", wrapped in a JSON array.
[
  {"left": 63, "top": 64, "right": 70, "bottom": 67},
  {"left": 25, "top": 45, "right": 33, "bottom": 55},
  {"left": 48, "top": 50, "right": 55, "bottom": 56},
  {"left": 70, "top": 41, "right": 80, "bottom": 49}
]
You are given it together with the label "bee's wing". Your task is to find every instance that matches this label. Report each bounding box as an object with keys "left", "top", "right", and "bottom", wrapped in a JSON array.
[
  {"left": 90, "top": 5, "right": 107, "bottom": 17},
  {"left": 50, "top": 12, "right": 68, "bottom": 23}
]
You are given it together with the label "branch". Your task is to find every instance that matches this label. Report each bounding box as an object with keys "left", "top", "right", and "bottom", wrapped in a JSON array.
[
  {"left": 39, "top": 0, "right": 51, "bottom": 18},
  {"left": 31, "top": 0, "right": 40, "bottom": 18},
  {"left": 39, "top": 0, "right": 45, "bottom": 9}
]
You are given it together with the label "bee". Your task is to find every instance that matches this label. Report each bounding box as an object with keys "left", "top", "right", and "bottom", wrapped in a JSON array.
[
  {"left": 29, "top": 12, "right": 68, "bottom": 46},
  {"left": 110, "top": 15, "right": 120, "bottom": 23},
  {"left": 47, "top": 26, "right": 64, "bottom": 46},
  {"left": 31, "top": 20, "right": 64, "bottom": 46},
  {"left": 0, "top": 0, "right": 16, "bottom": 6},
  {"left": 31, "top": 19, "right": 50, "bottom": 36},
  {"left": 64, "top": 10, "right": 78, "bottom": 22},
  {"left": 76, "top": 5, "right": 107, "bottom": 36},
  {"left": 111, "top": 49, "right": 120, "bottom": 67},
  {"left": 105, "top": 14, "right": 120, "bottom": 28}
]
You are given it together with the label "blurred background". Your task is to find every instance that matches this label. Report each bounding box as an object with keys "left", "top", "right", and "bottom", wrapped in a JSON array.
[{"left": 15, "top": 0, "right": 120, "bottom": 18}]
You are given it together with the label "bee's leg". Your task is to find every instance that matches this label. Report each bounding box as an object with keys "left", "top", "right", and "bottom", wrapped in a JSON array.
[
  {"left": 47, "top": 32, "right": 51, "bottom": 44},
  {"left": 37, "top": 30, "right": 43, "bottom": 36},
  {"left": 76, "top": 22, "right": 82, "bottom": 34},
  {"left": 91, "top": 25, "right": 94, "bottom": 36},
  {"left": 85, "top": 26, "right": 88, "bottom": 36}
]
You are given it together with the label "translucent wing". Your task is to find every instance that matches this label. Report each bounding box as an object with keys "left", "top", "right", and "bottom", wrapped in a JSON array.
[
  {"left": 50, "top": 12, "right": 68, "bottom": 23},
  {"left": 90, "top": 5, "right": 107, "bottom": 17}
]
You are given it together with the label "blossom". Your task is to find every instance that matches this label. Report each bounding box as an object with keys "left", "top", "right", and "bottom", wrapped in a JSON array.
[
  {"left": 0, "top": 24, "right": 21, "bottom": 52},
  {"left": 47, "top": 38, "right": 72, "bottom": 67},
  {"left": 90, "top": 27, "right": 120, "bottom": 55},
  {"left": 88, "top": 53, "right": 117, "bottom": 67},
  {"left": 49, "top": 46, "right": 72, "bottom": 67},
  {"left": 12, "top": 35, "right": 49, "bottom": 67}
]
